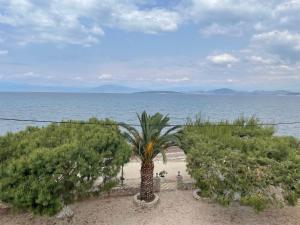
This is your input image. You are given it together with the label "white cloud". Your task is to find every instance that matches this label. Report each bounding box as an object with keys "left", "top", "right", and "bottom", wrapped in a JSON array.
[
  {"left": 263, "top": 75, "right": 300, "bottom": 81},
  {"left": 1, "top": 0, "right": 299, "bottom": 47},
  {"left": 22, "top": 71, "right": 40, "bottom": 77},
  {"left": 113, "top": 9, "right": 181, "bottom": 33},
  {"left": 275, "top": 0, "right": 300, "bottom": 14},
  {"left": 0, "top": 0, "right": 104, "bottom": 46},
  {"left": 74, "top": 76, "right": 83, "bottom": 81},
  {"left": 226, "top": 78, "right": 238, "bottom": 83},
  {"left": 98, "top": 73, "right": 113, "bottom": 80},
  {"left": 249, "top": 56, "right": 274, "bottom": 64},
  {"left": 89, "top": 26, "right": 105, "bottom": 36},
  {"left": 253, "top": 30, "right": 300, "bottom": 51},
  {"left": 200, "top": 23, "right": 244, "bottom": 37},
  {"left": 156, "top": 77, "right": 190, "bottom": 83},
  {"left": 207, "top": 53, "right": 239, "bottom": 65},
  {"left": 181, "top": 0, "right": 272, "bottom": 22},
  {"left": 0, "top": 50, "right": 8, "bottom": 55},
  {"left": 253, "top": 22, "right": 265, "bottom": 31},
  {"left": 183, "top": 0, "right": 300, "bottom": 39},
  {"left": 252, "top": 30, "right": 300, "bottom": 61},
  {"left": 0, "top": 0, "right": 181, "bottom": 45},
  {"left": 278, "top": 64, "right": 293, "bottom": 70}
]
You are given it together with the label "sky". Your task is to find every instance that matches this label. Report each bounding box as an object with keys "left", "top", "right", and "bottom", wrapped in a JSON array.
[{"left": 0, "top": 0, "right": 300, "bottom": 91}]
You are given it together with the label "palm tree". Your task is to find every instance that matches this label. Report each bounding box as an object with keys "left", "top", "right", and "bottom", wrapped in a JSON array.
[{"left": 121, "top": 111, "right": 180, "bottom": 202}]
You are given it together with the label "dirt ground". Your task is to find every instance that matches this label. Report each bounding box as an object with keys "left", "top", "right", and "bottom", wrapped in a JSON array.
[{"left": 1, "top": 190, "right": 299, "bottom": 225}]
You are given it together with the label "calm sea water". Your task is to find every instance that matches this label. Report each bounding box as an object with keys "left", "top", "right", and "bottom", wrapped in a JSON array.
[{"left": 0, "top": 92, "right": 300, "bottom": 137}]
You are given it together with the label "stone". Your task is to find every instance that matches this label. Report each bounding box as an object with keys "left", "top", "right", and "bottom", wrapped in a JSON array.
[
  {"left": 0, "top": 201, "right": 11, "bottom": 214},
  {"left": 176, "top": 171, "right": 183, "bottom": 190},
  {"left": 233, "top": 192, "right": 241, "bottom": 201},
  {"left": 133, "top": 193, "right": 159, "bottom": 208},
  {"left": 56, "top": 205, "right": 74, "bottom": 219},
  {"left": 0, "top": 201, "right": 10, "bottom": 209},
  {"left": 153, "top": 176, "right": 161, "bottom": 192},
  {"left": 268, "top": 185, "right": 285, "bottom": 203},
  {"left": 192, "top": 189, "right": 202, "bottom": 200},
  {"left": 192, "top": 189, "right": 213, "bottom": 203}
]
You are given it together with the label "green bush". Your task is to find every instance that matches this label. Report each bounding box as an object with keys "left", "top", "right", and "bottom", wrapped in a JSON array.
[
  {"left": 181, "top": 117, "right": 300, "bottom": 211},
  {"left": 0, "top": 118, "right": 131, "bottom": 215}
]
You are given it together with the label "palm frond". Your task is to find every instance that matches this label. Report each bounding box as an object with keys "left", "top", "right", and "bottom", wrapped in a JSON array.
[{"left": 121, "top": 111, "right": 180, "bottom": 163}]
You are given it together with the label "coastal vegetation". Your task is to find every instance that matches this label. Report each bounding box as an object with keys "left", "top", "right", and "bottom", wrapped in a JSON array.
[
  {"left": 180, "top": 117, "right": 300, "bottom": 211},
  {"left": 121, "top": 111, "right": 180, "bottom": 202},
  {"left": 0, "top": 113, "right": 299, "bottom": 216},
  {"left": 0, "top": 118, "right": 131, "bottom": 215}
]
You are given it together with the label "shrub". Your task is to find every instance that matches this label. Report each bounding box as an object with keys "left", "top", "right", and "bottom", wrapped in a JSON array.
[
  {"left": 0, "top": 118, "right": 131, "bottom": 215},
  {"left": 181, "top": 117, "right": 300, "bottom": 211}
]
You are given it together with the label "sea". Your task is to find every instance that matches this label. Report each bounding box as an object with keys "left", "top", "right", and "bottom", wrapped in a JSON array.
[{"left": 0, "top": 92, "right": 300, "bottom": 138}]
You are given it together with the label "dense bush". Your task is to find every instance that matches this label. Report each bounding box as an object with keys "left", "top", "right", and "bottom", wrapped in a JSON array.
[
  {"left": 0, "top": 118, "right": 131, "bottom": 215},
  {"left": 181, "top": 117, "right": 300, "bottom": 211}
]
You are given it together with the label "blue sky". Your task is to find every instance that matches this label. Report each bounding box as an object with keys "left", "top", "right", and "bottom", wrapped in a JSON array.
[{"left": 0, "top": 0, "right": 300, "bottom": 91}]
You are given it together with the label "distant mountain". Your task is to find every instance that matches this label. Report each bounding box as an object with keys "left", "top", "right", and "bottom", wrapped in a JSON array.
[
  {"left": 191, "top": 88, "right": 300, "bottom": 96},
  {"left": 208, "top": 88, "right": 244, "bottom": 95},
  {"left": 134, "top": 91, "right": 182, "bottom": 94},
  {"left": 90, "top": 85, "right": 141, "bottom": 93},
  {"left": 252, "top": 90, "right": 300, "bottom": 96},
  {"left": 0, "top": 83, "right": 141, "bottom": 93},
  {"left": 1, "top": 82, "right": 299, "bottom": 95},
  {"left": 191, "top": 88, "right": 245, "bottom": 95}
]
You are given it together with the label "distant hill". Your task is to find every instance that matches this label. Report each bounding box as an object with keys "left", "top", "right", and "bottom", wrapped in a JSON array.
[
  {"left": 0, "top": 83, "right": 141, "bottom": 93},
  {"left": 208, "top": 88, "right": 244, "bottom": 95},
  {"left": 134, "top": 91, "right": 182, "bottom": 94},
  {"left": 252, "top": 90, "right": 300, "bottom": 96},
  {"left": 90, "top": 85, "right": 141, "bottom": 93},
  {"left": 192, "top": 88, "right": 300, "bottom": 96},
  {"left": 1, "top": 82, "right": 299, "bottom": 95},
  {"left": 192, "top": 88, "right": 245, "bottom": 95}
]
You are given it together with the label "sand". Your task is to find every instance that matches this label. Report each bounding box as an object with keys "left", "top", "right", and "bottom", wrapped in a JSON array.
[
  {"left": 120, "top": 161, "right": 192, "bottom": 186},
  {"left": 120, "top": 147, "right": 192, "bottom": 186},
  {"left": 1, "top": 191, "right": 300, "bottom": 225}
]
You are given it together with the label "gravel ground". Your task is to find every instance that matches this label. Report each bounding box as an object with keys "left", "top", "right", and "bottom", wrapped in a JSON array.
[{"left": 1, "top": 191, "right": 299, "bottom": 225}]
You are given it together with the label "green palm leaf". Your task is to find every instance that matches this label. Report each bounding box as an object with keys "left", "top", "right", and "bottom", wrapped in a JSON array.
[{"left": 121, "top": 111, "right": 181, "bottom": 163}]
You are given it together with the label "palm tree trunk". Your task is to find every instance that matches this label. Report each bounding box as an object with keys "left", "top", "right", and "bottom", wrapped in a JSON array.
[{"left": 140, "top": 161, "right": 154, "bottom": 201}]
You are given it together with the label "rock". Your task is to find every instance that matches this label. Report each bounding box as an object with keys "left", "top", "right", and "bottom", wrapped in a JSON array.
[
  {"left": 133, "top": 193, "right": 159, "bottom": 208},
  {"left": 153, "top": 176, "right": 161, "bottom": 192},
  {"left": 268, "top": 185, "right": 285, "bottom": 203},
  {"left": 192, "top": 189, "right": 201, "bottom": 200},
  {"left": 56, "top": 205, "right": 74, "bottom": 219},
  {"left": 0, "top": 201, "right": 11, "bottom": 214},
  {"left": 0, "top": 201, "right": 10, "bottom": 209},
  {"left": 192, "top": 189, "right": 213, "bottom": 203},
  {"left": 233, "top": 192, "right": 241, "bottom": 201},
  {"left": 176, "top": 172, "right": 183, "bottom": 190}
]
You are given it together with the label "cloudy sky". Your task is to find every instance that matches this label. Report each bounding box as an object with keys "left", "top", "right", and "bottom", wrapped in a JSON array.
[{"left": 0, "top": 0, "right": 300, "bottom": 91}]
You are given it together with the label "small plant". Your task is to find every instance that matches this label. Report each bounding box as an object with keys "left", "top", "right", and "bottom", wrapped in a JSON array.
[
  {"left": 159, "top": 170, "right": 168, "bottom": 177},
  {"left": 241, "top": 194, "right": 270, "bottom": 212},
  {"left": 285, "top": 191, "right": 298, "bottom": 206}
]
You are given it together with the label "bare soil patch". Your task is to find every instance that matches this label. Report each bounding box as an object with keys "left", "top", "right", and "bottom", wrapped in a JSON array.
[{"left": 1, "top": 191, "right": 299, "bottom": 225}]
